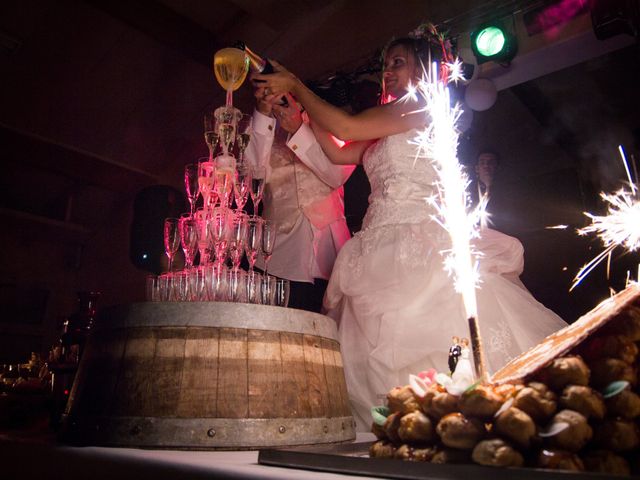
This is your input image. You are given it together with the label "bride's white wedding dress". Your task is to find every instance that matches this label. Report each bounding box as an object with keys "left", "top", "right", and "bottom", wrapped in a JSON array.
[{"left": 324, "top": 129, "right": 567, "bottom": 430}]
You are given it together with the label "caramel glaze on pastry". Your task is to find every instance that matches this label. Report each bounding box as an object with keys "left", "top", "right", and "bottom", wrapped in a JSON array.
[
  {"left": 494, "top": 407, "right": 537, "bottom": 449},
  {"left": 536, "top": 449, "right": 585, "bottom": 471},
  {"left": 513, "top": 382, "right": 557, "bottom": 423},
  {"left": 430, "top": 447, "right": 472, "bottom": 464},
  {"left": 545, "top": 409, "right": 593, "bottom": 452},
  {"left": 588, "top": 357, "right": 637, "bottom": 389},
  {"left": 559, "top": 385, "right": 606, "bottom": 420},
  {"left": 415, "top": 383, "right": 443, "bottom": 413},
  {"left": 472, "top": 438, "right": 524, "bottom": 468},
  {"left": 536, "top": 356, "right": 590, "bottom": 392},
  {"left": 393, "top": 444, "right": 438, "bottom": 462},
  {"left": 398, "top": 410, "right": 436, "bottom": 444},
  {"left": 459, "top": 384, "right": 504, "bottom": 420},
  {"left": 436, "top": 412, "right": 486, "bottom": 450},
  {"left": 371, "top": 421, "right": 387, "bottom": 440},
  {"left": 386, "top": 385, "right": 421, "bottom": 415},
  {"left": 383, "top": 411, "right": 403, "bottom": 445},
  {"left": 369, "top": 440, "right": 396, "bottom": 458},
  {"left": 605, "top": 388, "right": 640, "bottom": 420},
  {"left": 427, "top": 390, "right": 460, "bottom": 420},
  {"left": 593, "top": 419, "right": 640, "bottom": 452}
]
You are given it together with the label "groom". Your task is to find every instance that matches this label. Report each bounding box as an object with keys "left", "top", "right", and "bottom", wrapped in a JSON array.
[{"left": 244, "top": 82, "right": 354, "bottom": 312}]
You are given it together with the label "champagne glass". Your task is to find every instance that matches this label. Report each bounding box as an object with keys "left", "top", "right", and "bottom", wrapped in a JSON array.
[
  {"left": 236, "top": 114, "right": 252, "bottom": 162},
  {"left": 215, "top": 106, "right": 241, "bottom": 156},
  {"left": 214, "top": 157, "right": 235, "bottom": 209},
  {"left": 213, "top": 47, "right": 249, "bottom": 107},
  {"left": 184, "top": 163, "right": 200, "bottom": 216},
  {"left": 209, "top": 207, "right": 230, "bottom": 268},
  {"left": 205, "top": 264, "right": 228, "bottom": 302},
  {"left": 163, "top": 218, "right": 180, "bottom": 272},
  {"left": 214, "top": 265, "right": 228, "bottom": 301},
  {"left": 227, "top": 268, "right": 247, "bottom": 303},
  {"left": 194, "top": 209, "right": 211, "bottom": 266},
  {"left": 158, "top": 273, "right": 171, "bottom": 302},
  {"left": 204, "top": 113, "right": 220, "bottom": 160},
  {"left": 172, "top": 271, "right": 189, "bottom": 302},
  {"left": 245, "top": 215, "right": 263, "bottom": 272},
  {"left": 145, "top": 275, "right": 159, "bottom": 302},
  {"left": 245, "top": 270, "right": 261, "bottom": 304},
  {"left": 179, "top": 214, "right": 198, "bottom": 269},
  {"left": 261, "top": 219, "right": 277, "bottom": 276},
  {"left": 234, "top": 164, "right": 252, "bottom": 211},
  {"left": 260, "top": 275, "right": 276, "bottom": 305},
  {"left": 188, "top": 266, "right": 206, "bottom": 301},
  {"left": 273, "top": 278, "right": 290, "bottom": 307},
  {"left": 198, "top": 161, "right": 216, "bottom": 210},
  {"left": 250, "top": 166, "right": 266, "bottom": 214},
  {"left": 228, "top": 212, "right": 248, "bottom": 272}
]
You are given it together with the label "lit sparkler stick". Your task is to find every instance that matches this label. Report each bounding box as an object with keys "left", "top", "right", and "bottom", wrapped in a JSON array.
[
  {"left": 410, "top": 60, "right": 488, "bottom": 381},
  {"left": 570, "top": 147, "right": 640, "bottom": 291},
  {"left": 619, "top": 145, "right": 636, "bottom": 195}
]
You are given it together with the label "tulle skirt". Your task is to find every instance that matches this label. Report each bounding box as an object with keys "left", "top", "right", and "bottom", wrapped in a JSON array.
[{"left": 324, "top": 220, "right": 567, "bottom": 430}]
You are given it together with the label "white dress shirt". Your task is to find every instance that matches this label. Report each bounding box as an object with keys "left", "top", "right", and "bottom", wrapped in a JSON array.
[{"left": 245, "top": 110, "right": 355, "bottom": 283}]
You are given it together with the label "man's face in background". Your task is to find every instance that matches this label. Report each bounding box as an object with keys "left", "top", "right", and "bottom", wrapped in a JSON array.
[{"left": 475, "top": 153, "right": 499, "bottom": 186}]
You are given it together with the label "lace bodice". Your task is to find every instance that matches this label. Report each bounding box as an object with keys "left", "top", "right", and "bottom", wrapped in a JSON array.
[{"left": 362, "top": 129, "right": 436, "bottom": 230}]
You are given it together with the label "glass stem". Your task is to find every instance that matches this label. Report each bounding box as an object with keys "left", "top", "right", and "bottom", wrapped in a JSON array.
[{"left": 226, "top": 88, "right": 233, "bottom": 107}]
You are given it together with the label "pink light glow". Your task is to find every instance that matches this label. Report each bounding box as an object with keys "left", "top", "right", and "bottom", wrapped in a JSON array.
[
  {"left": 528, "top": 0, "right": 589, "bottom": 38},
  {"left": 331, "top": 135, "right": 346, "bottom": 148}
]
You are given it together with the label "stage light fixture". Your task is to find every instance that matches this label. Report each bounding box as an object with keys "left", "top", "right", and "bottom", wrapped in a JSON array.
[{"left": 470, "top": 22, "right": 518, "bottom": 64}]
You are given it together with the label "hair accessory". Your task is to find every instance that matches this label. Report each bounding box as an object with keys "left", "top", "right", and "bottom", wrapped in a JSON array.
[{"left": 409, "top": 22, "right": 456, "bottom": 83}]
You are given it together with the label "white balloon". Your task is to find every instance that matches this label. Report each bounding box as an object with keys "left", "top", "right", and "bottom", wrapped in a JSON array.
[{"left": 464, "top": 78, "right": 497, "bottom": 112}]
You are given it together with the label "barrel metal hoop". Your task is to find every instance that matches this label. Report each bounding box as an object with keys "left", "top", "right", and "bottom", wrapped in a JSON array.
[
  {"left": 96, "top": 303, "right": 338, "bottom": 341},
  {"left": 62, "top": 415, "right": 356, "bottom": 449}
]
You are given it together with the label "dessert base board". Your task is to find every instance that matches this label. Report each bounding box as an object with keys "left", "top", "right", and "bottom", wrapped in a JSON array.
[{"left": 258, "top": 441, "right": 635, "bottom": 479}]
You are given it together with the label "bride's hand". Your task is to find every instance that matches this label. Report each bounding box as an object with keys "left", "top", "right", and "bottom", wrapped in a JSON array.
[{"left": 254, "top": 60, "right": 301, "bottom": 100}]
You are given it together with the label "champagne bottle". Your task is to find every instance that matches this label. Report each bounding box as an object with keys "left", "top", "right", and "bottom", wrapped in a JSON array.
[
  {"left": 233, "top": 41, "right": 274, "bottom": 75},
  {"left": 234, "top": 41, "right": 288, "bottom": 106}
]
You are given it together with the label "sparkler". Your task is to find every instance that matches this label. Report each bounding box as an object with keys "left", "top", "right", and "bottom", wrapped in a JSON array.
[
  {"left": 409, "top": 60, "right": 488, "bottom": 381},
  {"left": 570, "top": 145, "right": 640, "bottom": 291}
]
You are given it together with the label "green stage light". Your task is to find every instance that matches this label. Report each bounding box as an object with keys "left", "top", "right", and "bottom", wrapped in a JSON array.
[{"left": 471, "top": 23, "right": 517, "bottom": 64}]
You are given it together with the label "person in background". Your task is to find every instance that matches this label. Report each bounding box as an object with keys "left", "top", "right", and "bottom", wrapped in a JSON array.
[
  {"left": 474, "top": 149, "right": 500, "bottom": 199},
  {"left": 243, "top": 82, "right": 355, "bottom": 313},
  {"left": 469, "top": 149, "right": 511, "bottom": 233}
]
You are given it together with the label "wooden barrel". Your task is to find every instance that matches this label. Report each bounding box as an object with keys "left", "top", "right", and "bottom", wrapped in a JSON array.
[{"left": 61, "top": 302, "right": 355, "bottom": 449}]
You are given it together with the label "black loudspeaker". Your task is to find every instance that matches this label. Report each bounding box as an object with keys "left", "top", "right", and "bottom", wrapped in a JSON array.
[
  {"left": 590, "top": 0, "right": 640, "bottom": 40},
  {"left": 129, "top": 185, "right": 188, "bottom": 274}
]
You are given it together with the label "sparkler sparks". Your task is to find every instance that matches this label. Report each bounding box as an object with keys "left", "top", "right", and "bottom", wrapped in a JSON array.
[
  {"left": 571, "top": 189, "right": 640, "bottom": 290},
  {"left": 404, "top": 24, "right": 489, "bottom": 380},
  {"left": 409, "top": 60, "right": 481, "bottom": 319},
  {"left": 570, "top": 146, "right": 640, "bottom": 291}
]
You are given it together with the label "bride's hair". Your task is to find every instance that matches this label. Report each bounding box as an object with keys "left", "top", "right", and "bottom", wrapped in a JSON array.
[
  {"left": 380, "top": 36, "right": 442, "bottom": 104},
  {"left": 382, "top": 37, "right": 438, "bottom": 67},
  {"left": 380, "top": 27, "right": 450, "bottom": 103}
]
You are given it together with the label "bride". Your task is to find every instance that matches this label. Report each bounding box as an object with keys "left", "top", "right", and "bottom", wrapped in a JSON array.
[{"left": 257, "top": 34, "right": 567, "bottom": 430}]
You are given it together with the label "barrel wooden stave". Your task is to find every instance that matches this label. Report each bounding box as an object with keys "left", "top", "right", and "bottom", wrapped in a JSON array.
[{"left": 63, "top": 303, "right": 355, "bottom": 449}]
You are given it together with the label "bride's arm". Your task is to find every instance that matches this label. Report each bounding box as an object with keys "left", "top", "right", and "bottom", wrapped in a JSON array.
[
  {"left": 255, "top": 61, "right": 425, "bottom": 141},
  {"left": 309, "top": 121, "right": 374, "bottom": 165}
]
